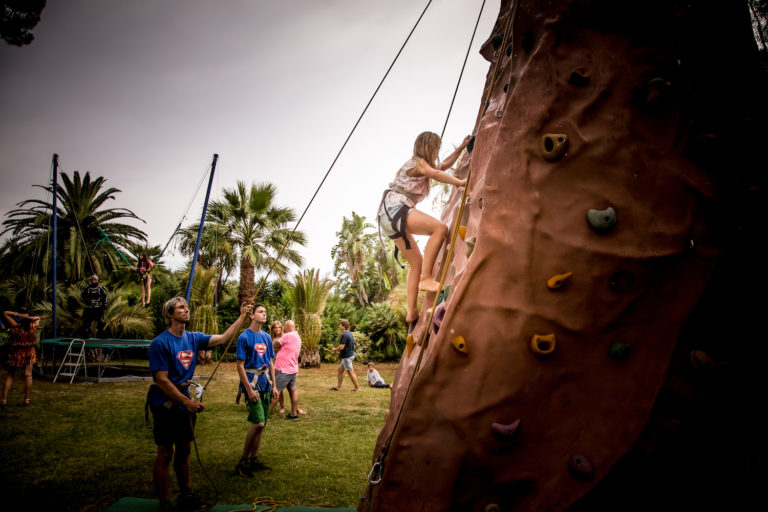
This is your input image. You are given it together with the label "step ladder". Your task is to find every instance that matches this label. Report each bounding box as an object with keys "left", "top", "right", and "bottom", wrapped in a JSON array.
[{"left": 54, "top": 339, "right": 88, "bottom": 383}]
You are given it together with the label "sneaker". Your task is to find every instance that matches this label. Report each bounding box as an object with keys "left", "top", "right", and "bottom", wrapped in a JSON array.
[
  {"left": 285, "top": 413, "right": 298, "bottom": 420},
  {"left": 235, "top": 458, "right": 252, "bottom": 478},
  {"left": 248, "top": 457, "right": 271, "bottom": 471},
  {"left": 177, "top": 491, "right": 210, "bottom": 512}
]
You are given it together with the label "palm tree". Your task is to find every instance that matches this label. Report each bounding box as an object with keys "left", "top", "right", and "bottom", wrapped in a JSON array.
[
  {"left": 284, "top": 268, "right": 335, "bottom": 367},
  {"left": 331, "top": 211, "right": 376, "bottom": 307},
  {"left": 188, "top": 264, "right": 219, "bottom": 364},
  {"left": 1, "top": 171, "right": 147, "bottom": 284},
  {"left": 178, "top": 181, "right": 306, "bottom": 306}
]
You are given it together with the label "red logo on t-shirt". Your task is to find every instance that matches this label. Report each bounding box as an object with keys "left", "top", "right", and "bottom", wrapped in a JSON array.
[
  {"left": 255, "top": 343, "right": 267, "bottom": 357},
  {"left": 177, "top": 350, "right": 194, "bottom": 369}
]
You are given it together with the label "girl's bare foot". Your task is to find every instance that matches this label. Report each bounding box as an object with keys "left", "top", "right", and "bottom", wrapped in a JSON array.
[{"left": 418, "top": 278, "right": 440, "bottom": 293}]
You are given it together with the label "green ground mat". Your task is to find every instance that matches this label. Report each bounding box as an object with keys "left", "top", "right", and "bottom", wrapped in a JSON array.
[{"left": 104, "top": 497, "right": 356, "bottom": 511}]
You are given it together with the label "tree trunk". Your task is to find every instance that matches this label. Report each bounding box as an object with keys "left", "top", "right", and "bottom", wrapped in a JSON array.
[
  {"left": 300, "top": 347, "right": 321, "bottom": 368},
  {"left": 238, "top": 254, "right": 254, "bottom": 305}
]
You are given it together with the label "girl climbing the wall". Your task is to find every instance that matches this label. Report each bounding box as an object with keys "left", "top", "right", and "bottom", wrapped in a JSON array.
[
  {"left": 378, "top": 131, "right": 470, "bottom": 331},
  {"left": 133, "top": 252, "right": 155, "bottom": 308}
]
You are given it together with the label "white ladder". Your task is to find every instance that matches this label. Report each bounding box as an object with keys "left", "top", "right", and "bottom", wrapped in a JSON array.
[{"left": 54, "top": 339, "right": 88, "bottom": 383}]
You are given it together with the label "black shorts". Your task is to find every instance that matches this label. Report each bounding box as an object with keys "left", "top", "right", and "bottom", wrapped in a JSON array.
[{"left": 150, "top": 404, "right": 196, "bottom": 447}]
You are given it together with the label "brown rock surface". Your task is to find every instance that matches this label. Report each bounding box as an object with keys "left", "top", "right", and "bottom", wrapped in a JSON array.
[{"left": 361, "top": 1, "right": 766, "bottom": 511}]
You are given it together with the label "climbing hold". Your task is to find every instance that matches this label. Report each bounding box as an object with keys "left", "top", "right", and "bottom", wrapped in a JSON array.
[
  {"left": 546, "top": 272, "right": 572, "bottom": 290},
  {"left": 478, "top": 197, "right": 483, "bottom": 209},
  {"left": 608, "top": 341, "right": 631, "bottom": 361},
  {"left": 495, "top": 109, "right": 503, "bottom": 118},
  {"left": 645, "top": 77, "right": 671, "bottom": 105},
  {"left": 465, "top": 236, "right": 476, "bottom": 257},
  {"left": 504, "top": 82, "right": 509, "bottom": 93},
  {"left": 568, "top": 454, "right": 594, "bottom": 481},
  {"left": 530, "top": 333, "right": 556, "bottom": 356},
  {"left": 586, "top": 207, "right": 617, "bottom": 234},
  {"left": 568, "top": 67, "right": 591, "bottom": 86},
  {"left": 484, "top": 505, "right": 501, "bottom": 512},
  {"left": 491, "top": 419, "right": 521, "bottom": 440},
  {"left": 491, "top": 33, "right": 503, "bottom": 49},
  {"left": 406, "top": 333, "right": 415, "bottom": 356},
  {"left": 459, "top": 226, "right": 467, "bottom": 240},
  {"left": 467, "top": 135, "right": 476, "bottom": 153},
  {"left": 437, "top": 285, "right": 451, "bottom": 304},
  {"left": 689, "top": 349, "right": 717, "bottom": 369},
  {"left": 505, "top": 42, "right": 513, "bottom": 57},
  {"left": 609, "top": 270, "right": 634, "bottom": 293},
  {"left": 451, "top": 336, "right": 468, "bottom": 353},
  {"left": 432, "top": 303, "right": 446, "bottom": 334},
  {"left": 540, "top": 133, "right": 569, "bottom": 161}
]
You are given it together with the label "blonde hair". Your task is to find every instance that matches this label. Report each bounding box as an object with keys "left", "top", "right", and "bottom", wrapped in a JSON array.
[{"left": 412, "top": 131, "right": 441, "bottom": 164}]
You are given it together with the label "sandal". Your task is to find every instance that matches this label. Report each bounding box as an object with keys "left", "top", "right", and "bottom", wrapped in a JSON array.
[
  {"left": 329, "top": 387, "right": 340, "bottom": 391},
  {"left": 23, "top": 399, "right": 30, "bottom": 406}
]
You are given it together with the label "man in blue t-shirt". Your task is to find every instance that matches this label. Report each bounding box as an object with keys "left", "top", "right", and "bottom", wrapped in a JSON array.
[
  {"left": 148, "top": 296, "right": 252, "bottom": 512},
  {"left": 330, "top": 318, "right": 361, "bottom": 391},
  {"left": 234, "top": 303, "right": 277, "bottom": 477}
]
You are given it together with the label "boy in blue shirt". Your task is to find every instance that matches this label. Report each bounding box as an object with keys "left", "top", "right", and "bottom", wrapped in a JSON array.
[
  {"left": 148, "top": 297, "right": 252, "bottom": 512},
  {"left": 235, "top": 303, "right": 277, "bottom": 477}
]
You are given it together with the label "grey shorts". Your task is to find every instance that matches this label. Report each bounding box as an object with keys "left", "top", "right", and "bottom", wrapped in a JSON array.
[
  {"left": 340, "top": 356, "right": 355, "bottom": 371},
  {"left": 275, "top": 369, "right": 297, "bottom": 391}
]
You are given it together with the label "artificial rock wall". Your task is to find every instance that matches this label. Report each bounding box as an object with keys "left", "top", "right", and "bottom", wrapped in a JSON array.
[{"left": 362, "top": 1, "right": 766, "bottom": 511}]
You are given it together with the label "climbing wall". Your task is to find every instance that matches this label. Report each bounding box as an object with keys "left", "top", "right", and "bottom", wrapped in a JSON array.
[{"left": 362, "top": 0, "right": 767, "bottom": 510}]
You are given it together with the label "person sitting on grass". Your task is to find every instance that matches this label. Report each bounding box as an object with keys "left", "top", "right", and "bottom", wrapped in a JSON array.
[
  {"left": 147, "top": 297, "right": 253, "bottom": 512},
  {"left": 366, "top": 361, "right": 390, "bottom": 389}
]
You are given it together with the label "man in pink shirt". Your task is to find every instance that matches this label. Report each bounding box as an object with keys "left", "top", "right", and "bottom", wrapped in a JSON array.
[{"left": 270, "top": 320, "right": 304, "bottom": 419}]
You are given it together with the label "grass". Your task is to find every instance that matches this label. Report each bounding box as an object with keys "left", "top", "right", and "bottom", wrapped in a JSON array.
[{"left": 0, "top": 362, "right": 397, "bottom": 511}]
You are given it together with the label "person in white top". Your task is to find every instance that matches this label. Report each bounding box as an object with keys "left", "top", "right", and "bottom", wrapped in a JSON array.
[
  {"left": 366, "top": 361, "right": 390, "bottom": 389},
  {"left": 377, "top": 131, "right": 470, "bottom": 331}
]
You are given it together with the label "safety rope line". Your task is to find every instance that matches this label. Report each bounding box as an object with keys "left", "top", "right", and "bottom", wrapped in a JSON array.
[
  {"left": 201, "top": 0, "right": 437, "bottom": 391},
  {"left": 57, "top": 162, "right": 97, "bottom": 279},
  {"left": 440, "top": 0, "right": 488, "bottom": 140},
  {"left": 364, "top": 3, "right": 516, "bottom": 505}
]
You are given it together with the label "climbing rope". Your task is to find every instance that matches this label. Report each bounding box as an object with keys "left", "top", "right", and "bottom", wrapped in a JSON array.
[
  {"left": 363, "top": 3, "right": 516, "bottom": 506},
  {"left": 228, "top": 497, "right": 292, "bottom": 512}
]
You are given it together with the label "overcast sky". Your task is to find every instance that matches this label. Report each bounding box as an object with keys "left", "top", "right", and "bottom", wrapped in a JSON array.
[{"left": 0, "top": 0, "right": 500, "bottom": 280}]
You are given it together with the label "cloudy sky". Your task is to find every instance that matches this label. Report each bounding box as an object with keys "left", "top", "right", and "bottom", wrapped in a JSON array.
[{"left": 0, "top": 0, "right": 500, "bottom": 279}]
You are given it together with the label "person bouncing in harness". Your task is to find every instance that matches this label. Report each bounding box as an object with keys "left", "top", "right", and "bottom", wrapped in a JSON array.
[
  {"left": 378, "top": 131, "right": 470, "bottom": 330},
  {"left": 133, "top": 252, "right": 155, "bottom": 308},
  {"left": 235, "top": 303, "right": 277, "bottom": 477},
  {"left": 147, "top": 297, "right": 253, "bottom": 512},
  {"left": 80, "top": 274, "right": 108, "bottom": 337}
]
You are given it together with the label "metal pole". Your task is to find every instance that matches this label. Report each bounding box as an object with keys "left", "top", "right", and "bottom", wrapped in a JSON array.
[
  {"left": 52, "top": 154, "right": 59, "bottom": 338},
  {"left": 185, "top": 154, "right": 218, "bottom": 302}
]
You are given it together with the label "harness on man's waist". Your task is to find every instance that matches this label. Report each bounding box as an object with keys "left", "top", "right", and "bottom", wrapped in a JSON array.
[{"left": 144, "top": 380, "right": 203, "bottom": 428}]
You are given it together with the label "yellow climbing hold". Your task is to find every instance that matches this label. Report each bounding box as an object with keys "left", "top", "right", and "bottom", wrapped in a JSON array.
[
  {"left": 459, "top": 225, "right": 467, "bottom": 240},
  {"left": 530, "top": 333, "right": 556, "bottom": 356},
  {"left": 451, "top": 336, "right": 468, "bottom": 353},
  {"left": 540, "top": 133, "right": 569, "bottom": 161},
  {"left": 547, "top": 271, "right": 573, "bottom": 290},
  {"left": 406, "top": 333, "right": 416, "bottom": 356}
]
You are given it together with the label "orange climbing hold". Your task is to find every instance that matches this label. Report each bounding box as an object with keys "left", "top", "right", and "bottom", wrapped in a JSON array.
[
  {"left": 459, "top": 225, "right": 467, "bottom": 240},
  {"left": 547, "top": 272, "right": 572, "bottom": 290},
  {"left": 406, "top": 333, "right": 416, "bottom": 356},
  {"left": 451, "top": 336, "right": 468, "bottom": 353},
  {"left": 530, "top": 333, "right": 556, "bottom": 356}
]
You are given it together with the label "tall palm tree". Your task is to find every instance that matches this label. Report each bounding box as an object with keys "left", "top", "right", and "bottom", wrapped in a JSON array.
[
  {"left": 1, "top": 171, "right": 147, "bottom": 284},
  {"left": 179, "top": 181, "right": 306, "bottom": 306},
  {"left": 331, "top": 211, "right": 375, "bottom": 307},
  {"left": 283, "top": 268, "right": 335, "bottom": 367}
]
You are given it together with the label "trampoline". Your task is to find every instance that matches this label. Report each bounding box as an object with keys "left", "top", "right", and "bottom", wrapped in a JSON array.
[{"left": 40, "top": 337, "right": 152, "bottom": 383}]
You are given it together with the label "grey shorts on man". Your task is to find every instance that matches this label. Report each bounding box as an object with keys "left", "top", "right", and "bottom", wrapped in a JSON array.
[{"left": 275, "top": 369, "right": 297, "bottom": 391}]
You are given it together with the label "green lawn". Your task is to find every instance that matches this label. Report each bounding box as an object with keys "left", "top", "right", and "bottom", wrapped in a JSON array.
[{"left": 0, "top": 362, "right": 396, "bottom": 511}]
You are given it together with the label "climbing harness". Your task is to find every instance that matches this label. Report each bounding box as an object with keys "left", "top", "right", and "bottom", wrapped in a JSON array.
[{"left": 377, "top": 190, "right": 412, "bottom": 268}]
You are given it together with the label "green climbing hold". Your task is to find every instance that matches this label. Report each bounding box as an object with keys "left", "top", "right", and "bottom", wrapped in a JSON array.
[
  {"left": 505, "top": 42, "right": 513, "bottom": 57},
  {"left": 608, "top": 342, "right": 631, "bottom": 360},
  {"left": 540, "top": 133, "right": 569, "bottom": 161},
  {"left": 586, "top": 207, "right": 617, "bottom": 234},
  {"left": 467, "top": 135, "right": 476, "bottom": 153},
  {"left": 437, "top": 285, "right": 451, "bottom": 305}
]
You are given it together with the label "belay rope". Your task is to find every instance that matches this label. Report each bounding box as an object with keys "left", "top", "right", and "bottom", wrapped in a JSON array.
[{"left": 364, "top": 0, "right": 515, "bottom": 507}]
